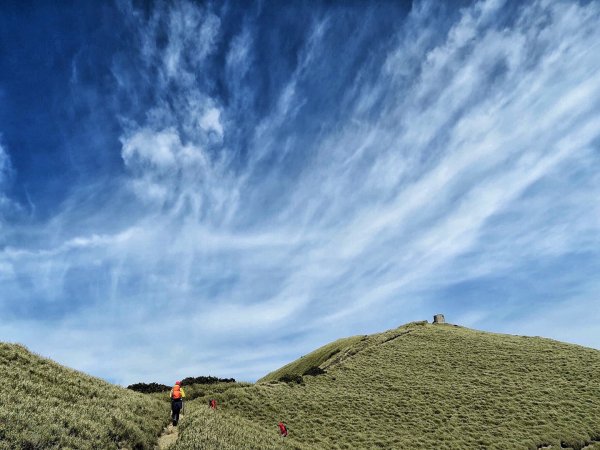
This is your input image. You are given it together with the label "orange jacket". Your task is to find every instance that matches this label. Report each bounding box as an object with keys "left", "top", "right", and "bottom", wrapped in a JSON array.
[{"left": 170, "top": 385, "right": 186, "bottom": 399}]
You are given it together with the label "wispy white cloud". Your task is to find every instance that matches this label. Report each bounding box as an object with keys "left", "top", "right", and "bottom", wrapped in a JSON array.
[
  {"left": 1, "top": 0, "right": 600, "bottom": 384},
  {"left": 199, "top": 107, "right": 224, "bottom": 139},
  {"left": 0, "top": 140, "right": 19, "bottom": 226}
]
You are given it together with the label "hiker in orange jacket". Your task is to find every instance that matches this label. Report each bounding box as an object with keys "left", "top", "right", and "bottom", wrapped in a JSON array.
[{"left": 170, "top": 381, "right": 186, "bottom": 426}]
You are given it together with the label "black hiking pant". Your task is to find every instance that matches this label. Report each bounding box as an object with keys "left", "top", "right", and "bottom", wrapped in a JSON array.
[{"left": 171, "top": 399, "right": 183, "bottom": 426}]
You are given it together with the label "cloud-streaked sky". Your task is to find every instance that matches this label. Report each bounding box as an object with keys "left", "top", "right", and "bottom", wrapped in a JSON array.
[{"left": 1, "top": 0, "right": 599, "bottom": 385}]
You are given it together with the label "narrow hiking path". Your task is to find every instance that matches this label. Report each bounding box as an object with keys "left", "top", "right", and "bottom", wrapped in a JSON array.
[{"left": 156, "top": 423, "right": 179, "bottom": 450}]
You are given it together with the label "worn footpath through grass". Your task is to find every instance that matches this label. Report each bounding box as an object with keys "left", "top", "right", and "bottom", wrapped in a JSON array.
[{"left": 157, "top": 422, "right": 180, "bottom": 450}]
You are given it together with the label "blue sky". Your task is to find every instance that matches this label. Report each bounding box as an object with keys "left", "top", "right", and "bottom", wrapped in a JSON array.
[{"left": 1, "top": 0, "right": 599, "bottom": 385}]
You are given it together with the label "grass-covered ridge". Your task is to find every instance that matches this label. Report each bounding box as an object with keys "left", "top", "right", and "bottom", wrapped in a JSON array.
[
  {"left": 3, "top": 322, "right": 600, "bottom": 449},
  {"left": 258, "top": 321, "right": 428, "bottom": 383},
  {"left": 185, "top": 322, "right": 600, "bottom": 449},
  {"left": 258, "top": 334, "right": 368, "bottom": 383},
  {"left": 0, "top": 343, "right": 165, "bottom": 450}
]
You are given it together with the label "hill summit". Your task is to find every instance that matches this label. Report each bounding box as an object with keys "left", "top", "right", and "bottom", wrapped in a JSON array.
[{"left": 175, "top": 319, "right": 600, "bottom": 449}]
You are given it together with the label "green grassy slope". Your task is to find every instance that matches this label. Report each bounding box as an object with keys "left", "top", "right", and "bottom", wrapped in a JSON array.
[
  {"left": 258, "top": 334, "right": 367, "bottom": 383},
  {"left": 0, "top": 343, "right": 165, "bottom": 450},
  {"left": 173, "top": 398, "right": 302, "bottom": 450},
  {"left": 181, "top": 321, "right": 600, "bottom": 450}
]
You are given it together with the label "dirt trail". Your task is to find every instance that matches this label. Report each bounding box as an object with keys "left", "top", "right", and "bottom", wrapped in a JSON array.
[{"left": 156, "top": 423, "right": 179, "bottom": 449}]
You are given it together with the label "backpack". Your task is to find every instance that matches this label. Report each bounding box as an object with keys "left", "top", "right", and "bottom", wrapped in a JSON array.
[{"left": 172, "top": 386, "right": 181, "bottom": 399}]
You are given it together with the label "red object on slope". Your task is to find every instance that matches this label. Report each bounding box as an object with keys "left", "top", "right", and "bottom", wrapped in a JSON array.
[{"left": 278, "top": 422, "right": 288, "bottom": 437}]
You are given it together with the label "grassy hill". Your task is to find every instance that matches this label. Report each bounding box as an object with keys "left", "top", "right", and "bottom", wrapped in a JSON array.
[
  {"left": 0, "top": 343, "right": 165, "bottom": 450},
  {"left": 175, "top": 321, "right": 600, "bottom": 450},
  {"left": 3, "top": 321, "right": 600, "bottom": 449},
  {"left": 258, "top": 334, "right": 367, "bottom": 384},
  {"left": 173, "top": 399, "right": 295, "bottom": 450}
]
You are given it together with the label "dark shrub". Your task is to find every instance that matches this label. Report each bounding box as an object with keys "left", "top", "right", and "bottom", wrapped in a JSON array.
[
  {"left": 127, "top": 376, "right": 236, "bottom": 393},
  {"left": 279, "top": 374, "right": 304, "bottom": 384},
  {"left": 181, "top": 376, "right": 236, "bottom": 386},
  {"left": 127, "top": 382, "right": 170, "bottom": 393},
  {"left": 303, "top": 366, "right": 327, "bottom": 376}
]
